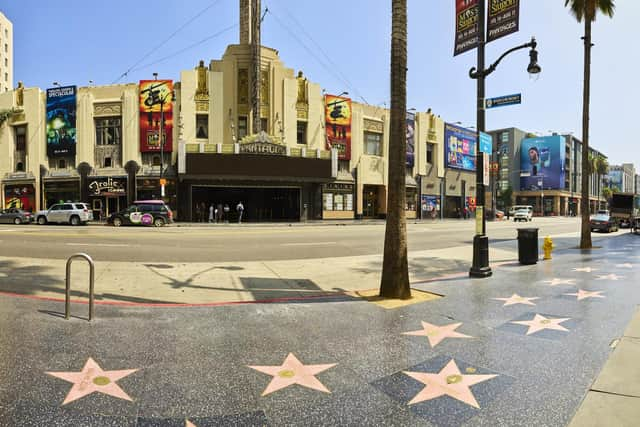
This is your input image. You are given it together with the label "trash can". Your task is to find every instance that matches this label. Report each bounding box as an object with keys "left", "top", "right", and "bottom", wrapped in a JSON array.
[{"left": 517, "top": 228, "right": 539, "bottom": 265}]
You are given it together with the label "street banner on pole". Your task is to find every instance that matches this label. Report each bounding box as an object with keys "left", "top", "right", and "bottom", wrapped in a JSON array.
[
  {"left": 454, "top": 0, "right": 480, "bottom": 56},
  {"left": 479, "top": 131, "right": 492, "bottom": 154},
  {"left": 406, "top": 112, "right": 415, "bottom": 168},
  {"left": 487, "top": 0, "right": 520, "bottom": 43}
]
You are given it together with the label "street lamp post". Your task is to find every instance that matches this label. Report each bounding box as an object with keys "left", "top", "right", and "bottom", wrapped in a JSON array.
[{"left": 468, "top": 1, "right": 541, "bottom": 278}]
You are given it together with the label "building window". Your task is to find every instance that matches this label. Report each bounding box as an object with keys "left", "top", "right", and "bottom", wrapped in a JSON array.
[
  {"left": 501, "top": 132, "right": 509, "bottom": 143},
  {"left": 58, "top": 159, "right": 66, "bottom": 169},
  {"left": 104, "top": 157, "right": 112, "bottom": 168},
  {"left": 364, "top": 131, "right": 382, "bottom": 156},
  {"left": 323, "top": 191, "right": 353, "bottom": 211},
  {"left": 15, "top": 125, "right": 26, "bottom": 152},
  {"left": 427, "top": 143, "right": 434, "bottom": 164},
  {"left": 338, "top": 160, "right": 350, "bottom": 173},
  {"left": 261, "top": 118, "right": 268, "bottom": 133},
  {"left": 152, "top": 156, "right": 161, "bottom": 167},
  {"left": 95, "top": 117, "right": 121, "bottom": 146},
  {"left": 196, "top": 114, "right": 208, "bottom": 139},
  {"left": 16, "top": 162, "right": 24, "bottom": 172},
  {"left": 296, "top": 121, "right": 307, "bottom": 145},
  {"left": 238, "top": 116, "right": 248, "bottom": 140},
  {"left": 4, "top": 44, "right": 6, "bottom": 53}
]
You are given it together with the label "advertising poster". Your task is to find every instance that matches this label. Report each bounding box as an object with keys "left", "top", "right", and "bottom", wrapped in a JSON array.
[
  {"left": 487, "top": 0, "right": 520, "bottom": 43},
  {"left": 139, "top": 80, "right": 174, "bottom": 153},
  {"left": 519, "top": 135, "right": 566, "bottom": 191},
  {"left": 445, "top": 123, "right": 476, "bottom": 171},
  {"left": 454, "top": 0, "right": 479, "bottom": 56},
  {"left": 325, "top": 95, "right": 352, "bottom": 160},
  {"left": 46, "top": 85, "right": 77, "bottom": 157},
  {"left": 406, "top": 112, "right": 415, "bottom": 168},
  {"left": 608, "top": 170, "right": 623, "bottom": 192},
  {"left": 4, "top": 185, "right": 35, "bottom": 211}
]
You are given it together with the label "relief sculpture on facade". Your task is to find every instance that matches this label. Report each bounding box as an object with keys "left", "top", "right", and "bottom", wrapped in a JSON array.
[
  {"left": 238, "top": 69, "right": 249, "bottom": 106},
  {"left": 195, "top": 60, "right": 210, "bottom": 112}
]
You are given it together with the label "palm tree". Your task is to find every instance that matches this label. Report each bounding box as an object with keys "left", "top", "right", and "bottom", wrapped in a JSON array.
[
  {"left": 595, "top": 155, "right": 609, "bottom": 208},
  {"left": 564, "top": 0, "right": 615, "bottom": 249},
  {"left": 379, "top": 0, "right": 410, "bottom": 299}
]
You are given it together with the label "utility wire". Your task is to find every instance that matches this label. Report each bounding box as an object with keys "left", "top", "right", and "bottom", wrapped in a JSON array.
[{"left": 112, "top": 0, "right": 224, "bottom": 83}]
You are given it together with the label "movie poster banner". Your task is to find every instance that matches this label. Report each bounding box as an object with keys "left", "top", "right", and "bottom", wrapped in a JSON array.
[
  {"left": 487, "top": 0, "right": 520, "bottom": 43},
  {"left": 139, "top": 80, "right": 174, "bottom": 153},
  {"left": 454, "top": 0, "right": 479, "bottom": 56},
  {"left": 406, "top": 112, "right": 415, "bottom": 168},
  {"left": 325, "top": 95, "right": 352, "bottom": 160},
  {"left": 519, "top": 135, "right": 565, "bottom": 191},
  {"left": 445, "top": 122, "right": 476, "bottom": 171},
  {"left": 46, "top": 85, "right": 77, "bottom": 157}
]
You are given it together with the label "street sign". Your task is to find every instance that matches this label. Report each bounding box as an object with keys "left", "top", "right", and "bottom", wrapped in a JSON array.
[
  {"left": 485, "top": 93, "right": 521, "bottom": 109},
  {"left": 479, "top": 131, "right": 492, "bottom": 154}
]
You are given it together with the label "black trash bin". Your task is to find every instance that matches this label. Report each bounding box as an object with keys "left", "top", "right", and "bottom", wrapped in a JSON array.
[{"left": 517, "top": 228, "right": 539, "bottom": 265}]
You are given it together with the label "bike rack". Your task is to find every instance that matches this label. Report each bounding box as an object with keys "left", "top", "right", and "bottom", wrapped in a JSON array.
[{"left": 65, "top": 253, "right": 95, "bottom": 321}]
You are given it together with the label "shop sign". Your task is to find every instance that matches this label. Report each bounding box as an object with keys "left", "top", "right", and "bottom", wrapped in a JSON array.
[
  {"left": 239, "top": 142, "right": 286, "bottom": 156},
  {"left": 88, "top": 177, "right": 126, "bottom": 195},
  {"left": 325, "top": 183, "right": 354, "bottom": 191}
]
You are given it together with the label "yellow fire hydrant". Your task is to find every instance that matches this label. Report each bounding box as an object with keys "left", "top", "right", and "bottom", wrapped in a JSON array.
[{"left": 543, "top": 236, "right": 554, "bottom": 260}]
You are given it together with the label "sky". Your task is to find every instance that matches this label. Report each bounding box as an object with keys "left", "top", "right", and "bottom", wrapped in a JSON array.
[{"left": 2, "top": 0, "right": 637, "bottom": 167}]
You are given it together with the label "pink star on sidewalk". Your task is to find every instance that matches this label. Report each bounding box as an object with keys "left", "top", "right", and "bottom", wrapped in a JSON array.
[
  {"left": 511, "top": 314, "right": 571, "bottom": 335},
  {"left": 493, "top": 294, "right": 539, "bottom": 306},
  {"left": 248, "top": 353, "right": 336, "bottom": 396},
  {"left": 564, "top": 289, "right": 605, "bottom": 301},
  {"left": 402, "top": 321, "right": 472, "bottom": 347},
  {"left": 543, "top": 278, "right": 576, "bottom": 287},
  {"left": 403, "top": 359, "right": 497, "bottom": 408},
  {"left": 572, "top": 267, "right": 598, "bottom": 273},
  {"left": 46, "top": 358, "right": 138, "bottom": 405},
  {"left": 596, "top": 274, "right": 624, "bottom": 281},
  {"left": 186, "top": 421, "right": 197, "bottom": 427}
]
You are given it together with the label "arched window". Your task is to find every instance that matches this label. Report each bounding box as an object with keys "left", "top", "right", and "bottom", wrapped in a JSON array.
[{"left": 58, "top": 159, "right": 66, "bottom": 169}]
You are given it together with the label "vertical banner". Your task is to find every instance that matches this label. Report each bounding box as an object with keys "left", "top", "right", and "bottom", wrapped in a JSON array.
[
  {"left": 406, "top": 112, "right": 415, "bottom": 168},
  {"left": 487, "top": 0, "right": 520, "bottom": 43},
  {"left": 519, "top": 135, "right": 566, "bottom": 191},
  {"left": 454, "top": 0, "right": 480, "bottom": 56},
  {"left": 46, "top": 86, "right": 77, "bottom": 157},
  {"left": 139, "top": 80, "right": 174, "bottom": 153},
  {"left": 325, "top": 95, "right": 352, "bottom": 160}
]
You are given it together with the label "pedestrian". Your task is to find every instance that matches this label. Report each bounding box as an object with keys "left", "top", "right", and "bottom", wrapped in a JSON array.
[
  {"left": 223, "top": 204, "right": 230, "bottom": 223},
  {"left": 201, "top": 202, "right": 207, "bottom": 222},
  {"left": 195, "top": 204, "right": 201, "bottom": 222},
  {"left": 209, "top": 204, "right": 214, "bottom": 223},
  {"left": 463, "top": 206, "right": 468, "bottom": 220},
  {"left": 217, "top": 203, "right": 223, "bottom": 223},
  {"left": 236, "top": 201, "right": 244, "bottom": 223}
]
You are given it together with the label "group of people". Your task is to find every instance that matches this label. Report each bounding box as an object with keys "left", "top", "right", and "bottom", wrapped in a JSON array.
[{"left": 194, "top": 201, "right": 245, "bottom": 223}]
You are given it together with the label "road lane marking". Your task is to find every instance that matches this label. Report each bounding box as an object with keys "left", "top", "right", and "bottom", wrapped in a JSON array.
[
  {"left": 281, "top": 242, "right": 337, "bottom": 246},
  {"left": 66, "top": 243, "right": 132, "bottom": 248}
]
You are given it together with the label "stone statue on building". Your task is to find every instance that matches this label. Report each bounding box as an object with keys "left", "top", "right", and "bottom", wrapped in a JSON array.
[
  {"left": 16, "top": 81, "right": 24, "bottom": 107},
  {"left": 297, "top": 71, "right": 307, "bottom": 104}
]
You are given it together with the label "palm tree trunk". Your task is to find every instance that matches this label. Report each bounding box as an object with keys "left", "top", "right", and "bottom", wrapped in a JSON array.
[
  {"left": 580, "top": 17, "right": 593, "bottom": 249},
  {"left": 380, "top": 0, "right": 410, "bottom": 299}
]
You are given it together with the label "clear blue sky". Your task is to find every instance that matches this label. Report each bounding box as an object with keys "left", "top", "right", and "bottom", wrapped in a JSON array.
[{"left": 2, "top": 0, "right": 636, "bottom": 167}]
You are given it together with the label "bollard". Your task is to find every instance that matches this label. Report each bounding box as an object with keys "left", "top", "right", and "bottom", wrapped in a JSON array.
[
  {"left": 543, "top": 236, "right": 554, "bottom": 260},
  {"left": 65, "top": 253, "right": 95, "bottom": 321}
]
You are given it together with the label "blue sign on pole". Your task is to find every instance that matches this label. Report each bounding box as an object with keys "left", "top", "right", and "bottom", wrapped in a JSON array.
[
  {"left": 479, "top": 132, "right": 492, "bottom": 154},
  {"left": 485, "top": 93, "right": 522, "bottom": 109}
]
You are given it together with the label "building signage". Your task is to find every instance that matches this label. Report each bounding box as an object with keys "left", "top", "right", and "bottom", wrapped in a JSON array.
[
  {"left": 487, "top": 0, "right": 520, "bottom": 43},
  {"left": 239, "top": 142, "right": 286, "bottom": 156},
  {"left": 325, "top": 94, "right": 352, "bottom": 160},
  {"left": 406, "top": 112, "right": 415, "bottom": 168},
  {"left": 4, "top": 184, "right": 35, "bottom": 210},
  {"left": 454, "top": 0, "right": 480, "bottom": 56},
  {"left": 88, "top": 177, "right": 126, "bottom": 195},
  {"left": 486, "top": 93, "right": 521, "bottom": 109},
  {"left": 46, "top": 85, "right": 77, "bottom": 157},
  {"left": 479, "top": 131, "right": 492, "bottom": 153},
  {"left": 520, "top": 135, "right": 565, "bottom": 191},
  {"left": 139, "top": 80, "right": 173, "bottom": 153},
  {"left": 445, "top": 122, "right": 476, "bottom": 171}
]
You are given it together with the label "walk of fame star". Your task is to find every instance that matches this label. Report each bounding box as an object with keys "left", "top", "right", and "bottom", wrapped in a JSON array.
[
  {"left": 596, "top": 273, "right": 624, "bottom": 281},
  {"left": 564, "top": 289, "right": 605, "bottom": 300},
  {"left": 402, "top": 321, "right": 472, "bottom": 347},
  {"left": 615, "top": 263, "right": 634, "bottom": 268},
  {"left": 543, "top": 278, "right": 576, "bottom": 286},
  {"left": 248, "top": 353, "right": 336, "bottom": 396},
  {"left": 511, "top": 314, "right": 571, "bottom": 335},
  {"left": 46, "top": 358, "right": 138, "bottom": 405},
  {"left": 572, "top": 267, "right": 598, "bottom": 273},
  {"left": 493, "top": 294, "right": 539, "bottom": 306},
  {"left": 403, "top": 359, "right": 497, "bottom": 408}
]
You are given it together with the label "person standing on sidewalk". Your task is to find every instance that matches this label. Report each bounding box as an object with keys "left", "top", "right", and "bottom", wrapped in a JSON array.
[
  {"left": 223, "top": 204, "right": 230, "bottom": 223},
  {"left": 236, "top": 201, "right": 244, "bottom": 224},
  {"left": 209, "top": 204, "right": 214, "bottom": 223}
]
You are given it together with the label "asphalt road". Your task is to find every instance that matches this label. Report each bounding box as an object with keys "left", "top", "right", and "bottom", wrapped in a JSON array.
[{"left": 0, "top": 217, "right": 605, "bottom": 263}]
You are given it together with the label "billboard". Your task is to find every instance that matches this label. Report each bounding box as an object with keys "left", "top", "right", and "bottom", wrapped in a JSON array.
[
  {"left": 454, "top": 0, "right": 480, "bottom": 56},
  {"left": 325, "top": 95, "right": 352, "bottom": 160},
  {"left": 406, "top": 112, "right": 415, "bottom": 168},
  {"left": 487, "top": 0, "right": 520, "bottom": 43},
  {"left": 139, "top": 80, "right": 174, "bottom": 153},
  {"left": 46, "top": 85, "right": 77, "bottom": 157},
  {"left": 519, "top": 135, "right": 566, "bottom": 191},
  {"left": 608, "top": 170, "right": 623, "bottom": 192},
  {"left": 445, "top": 123, "right": 476, "bottom": 171}
]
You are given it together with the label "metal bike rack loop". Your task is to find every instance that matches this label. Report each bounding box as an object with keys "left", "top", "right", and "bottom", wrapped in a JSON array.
[{"left": 65, "top": 253, "right": 95, "bottom": 321}]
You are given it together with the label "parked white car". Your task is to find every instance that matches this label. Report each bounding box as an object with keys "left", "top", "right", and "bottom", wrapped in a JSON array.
[
  {"left": 35, "top": 202, "right": 93, "bottom": 226},
  {"left": 514, "top": 208, "right": 533, "bottom": 222}
]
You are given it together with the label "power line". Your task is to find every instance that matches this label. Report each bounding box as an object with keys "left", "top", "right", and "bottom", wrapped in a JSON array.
[{"left": 112, "top": 0, "right": 224, "bottom": 84}]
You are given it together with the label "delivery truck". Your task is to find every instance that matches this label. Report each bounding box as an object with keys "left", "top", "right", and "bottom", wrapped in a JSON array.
[{"left": 609, "top": 193, "right": 640, "bottom": 233}]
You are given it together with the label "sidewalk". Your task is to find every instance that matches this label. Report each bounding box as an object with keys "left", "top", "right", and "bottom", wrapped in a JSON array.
[{"left": 569, "top": 306, "right": 640, "bottom": 427}]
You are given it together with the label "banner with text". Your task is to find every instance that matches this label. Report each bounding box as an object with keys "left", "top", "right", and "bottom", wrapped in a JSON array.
[
  {"left": 139, "top": 80, "right": 174, "bottom": 153},
  {"left": 445, "top": 122, "right": 476, "bottom": 171},
  {"left": 406, "top": 112, "right": 415, "bottom": 168},
  {"left": 487, "top": 0, "right": 520, "bottom": 43},
  {"left": 46, "top": 85, "right": 77, "bottom": 157},
  {"left": 454, "top": 0, "right": 480, "bottom": 56},
  {"left": 325, "top": 95, "right": 352, "bottom": 160},
  {"left": 519, "top": 135, "right": 565, "bottom": 191}
]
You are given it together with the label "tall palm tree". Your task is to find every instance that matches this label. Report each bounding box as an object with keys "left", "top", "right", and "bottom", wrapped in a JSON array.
[
  {"left": 564, "top": 0, "right": 615, "bottom": 249},
  {"left": 595, "top": 155, "right": 609, "bottom": 208},
  {"left": 380, "top": 0, "right": 410, "bottom": 299}
]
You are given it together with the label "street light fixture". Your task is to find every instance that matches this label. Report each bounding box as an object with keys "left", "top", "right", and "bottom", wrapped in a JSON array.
[{"left": 467, "top": 1, "right": 541, "bottom": 279}]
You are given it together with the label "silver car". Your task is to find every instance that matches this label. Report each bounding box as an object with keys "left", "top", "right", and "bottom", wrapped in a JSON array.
[{"left": 35, "top": 203, "right": 93, "bottom": 226}]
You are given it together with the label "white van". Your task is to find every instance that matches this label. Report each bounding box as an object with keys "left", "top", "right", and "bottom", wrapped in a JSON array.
[{"left": 510, "top": 205, "right": 533, "bottom": 222}]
